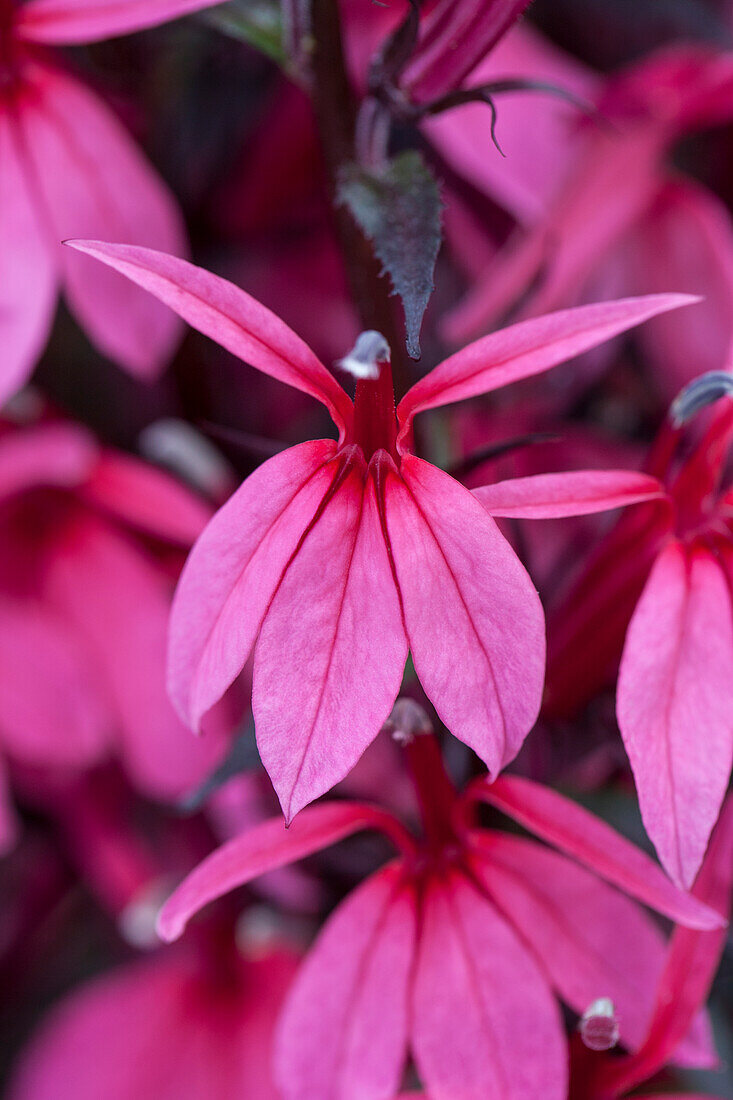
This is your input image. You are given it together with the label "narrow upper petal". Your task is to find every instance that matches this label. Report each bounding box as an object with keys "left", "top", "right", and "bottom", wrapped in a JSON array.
[
  {"left": 21, "top": 66, "right": 185, "bottom": 377},
  {"left": 167, "top": 440, "right": 339, "bottom": 731},
  {"left": 0, "top": 112, "right": 57, "bottom": 405},
  {"left": 411, "top": 869, "right": 567, "bottom": 1100},
  {"left": 473, "top": 469, "right": 665, "bottom": 518},
  {"left": 618, "top": 540, "right": 733, "bottom": 889},
  {"left": 157, "top": 803, "right": 408, "bottom": 942},
  {"left": 472, "top": 833, "right": 713, "bottom": 1063},
  {"left": 384, "top": 455, "right": 544, "bottom": 775},
  {"left": 254, "top": 456, "right": 409, "bottom": 820},
  {"left": 599, "top": 795, "right": 733, "bottom": 1096},
  {"left": 275, "top": 864, "right": 416, "bottom": 1100},
  {"left": 397, "top": 295, "right": 698, "bottom": 445},
  {"left": 17, "top": 0, "right": 226, "bottom": 43},
  {"left": 472, "top": 775, "right": 723, "bottom": 929},
  {"left": 65, "top": 241, "right": 353, "bottom": 434},
  {"left": 80, "top": 452, "right": 212, "bottom": 546},
  {"left": 0, "top": 423, "right": 97, "bottom": 504}
]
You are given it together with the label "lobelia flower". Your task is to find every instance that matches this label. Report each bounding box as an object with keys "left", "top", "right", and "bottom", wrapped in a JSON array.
[
  {"left": 545, "top": 380, "right": 733, "bottom": 889},
  {"left": 0, "top": 0, "right": 227, "bottom": 404},
  {"left": 157, "top": 730, "right": 723, "bottom": 1100},
  {"left": 0, "top": 418, "right": 232, "bottom": 851},
  {"left": 67, "top": 237, "right": 692, "bottom": 819},
  {"left": 569, "top": 795, "right": 733, "bottom": 1100},
  {"left": 441, "top": 36, "right": 733, "bottom": 399}
]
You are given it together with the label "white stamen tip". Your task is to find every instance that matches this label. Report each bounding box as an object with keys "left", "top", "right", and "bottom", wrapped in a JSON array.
[
  {"left": 579, "top": 997, "right": 619, "bottom": 1051},
  {"left": 383, "top": 698, "right": 433, "bottom": 745},
  {"left": 336, "top": 331, "right": 390, "bottom": 381}
]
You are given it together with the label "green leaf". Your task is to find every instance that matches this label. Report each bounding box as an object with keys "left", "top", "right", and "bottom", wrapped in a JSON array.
[
  {"left": 202, "top": 0, "right": 284, "bottom": 63},
  {"left": 338, "top": 151, "right": 443, "bottom": 359}
]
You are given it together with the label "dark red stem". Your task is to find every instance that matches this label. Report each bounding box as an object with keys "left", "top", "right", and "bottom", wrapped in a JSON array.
[{"left": 405, "top": 734, "right": 460, "bottom": 850}]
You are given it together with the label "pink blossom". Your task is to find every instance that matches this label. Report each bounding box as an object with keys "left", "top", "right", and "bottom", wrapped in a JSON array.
[
  {"left": 546, "top": 393, "right": 733, "bottom": 889},
  {"left": 157, "top": 736, "right": 722, "bottom": 1100},
  {"left": 7, "top": 930, "right": 299, "bottom": 1100},
  {"left": 66, "top": 238, "right": 690, "bottom": 818},
  {"left": 0, "top": 0, "right": 228, "bottom": 404},
  {"left": 0, "top": 418, "right": 231, "bottom": 849}
]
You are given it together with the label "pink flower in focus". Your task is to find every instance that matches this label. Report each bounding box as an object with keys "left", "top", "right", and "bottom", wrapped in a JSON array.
[
  {"left": 7, "top": 930, "right": 300, "bottom": 1100},
  {"left": 546, "top": 392, "right": 733, "bottom": 890},
  {"left": 0, "top": 419, "right": 232, "bottom": 851},
  {"left": 0, "top": 0, "right": 228, "bottom": 403},
  {"left": 67, "top": 238, "right": 689, "bottom": 819},
  {"left": 157, "top": 736, "right": 722, "bottom": 1100}
]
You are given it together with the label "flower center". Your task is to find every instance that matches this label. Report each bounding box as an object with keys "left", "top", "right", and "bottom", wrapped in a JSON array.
[{"left": 342, "top": 331, "right": 399, "bottom": 462}]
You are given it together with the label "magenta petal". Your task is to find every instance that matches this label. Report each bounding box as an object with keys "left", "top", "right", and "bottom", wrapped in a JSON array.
[
  {"left": 385, "top": 455, "right": 544, "bottom": 775},
  {"left": 473, "top": 469, "right": 665, "bottom": 518},
  {"left": 18, "top": 0, "right": 225, "bottom": 43},
  {"left": 254, "top": 459, "right": 409, "bottom": 819},
  {"left": 474, "top": 775, "right": 723, "bottom": 929},
  {"left": 0, "top": 599, "right": 109, "bottom": 767},
  {"left": 0, "top": 113, "right": 57, "bottom": 404},
  {"left": 157, "top": 802, "right": 406, "bottom": 942},
  {"left": 397, "top": 294, "right": 698, "bottom": 443},
  {"left": 168, "top": 440, "right": 339, "bottom": 730},
  {"left": 21, "top": 67, "right": 185, "bottom": 377},
  {"left": 412, "top": 870, "right": 567, "bottom": 1100},
  {"left": 618, "top": 541, "right": 733, "bottom": 888},
  {"left": 65, "top": 241, "right": 353, "bottom": 433},
  {"left": 472, "top": 833, "right": 711, "bottom": 1062},
  {"left": 81, "top": 452, "right": 212, "bottom": 546},
  {"left": 0, "top": 423, "right": 97, "bottom": 503},
  {"left": 275, "top": 864, "right": 415, "bottom": 1100}
]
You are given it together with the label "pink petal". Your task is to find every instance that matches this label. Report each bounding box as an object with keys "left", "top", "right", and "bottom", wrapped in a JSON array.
[
  {"left": 471, "top": 775, "right": 723, "bottom": 929},
  {"left": 0, "top": 423, "right": 97, "bottom": 504},
  {"left": 398, "top": 295, "right": 697, "bottom": 444},
  {"left": 81, "top": 452, "right": 212, "bottom": 546},
  {"left": 0, "top": 599, "right": 110, "bottom": 767},
  {"left": 599, "top": 796, "right": 733, "bottom": 1096},
  {"left": 43, "top": 515, "right": 228, "bottom": 800},
  {"left": 412, "top": 869, "right": 567, "bottom": 1100},
  {"left": 471, "top": 832, "right": 712, "bottom": 1063},
  {"left": 275, "top": 864, "right": 415, "bottom": 1100},
  {"left": 65, "top": 241, "right": 353, "bottom": 433},
  {"left": 157, "top": 802, "right": 410, "bottom": 942},
  {"left": 473, "top": 469, "right": 664, "bottom": 518},
  {"left": 254, "top": 456, "right": 409, "bottom": 819},
  {"left": 0, "top": 111, "right": 57, "bottom": 404},
  {"left": 618, "top": 541, "right": 733, "bottom": 888},
  {"left": 168, "top": 440, "right": 339, "bottom": 731},
  {"left": 384, "top": 455, "right": 544, "bottom": 775},
  {"left": 18, "top": 0, "right": 225, "bottom": 43},
  {"left": 20, "top": 66, "right": 185, "bottom": 377}
]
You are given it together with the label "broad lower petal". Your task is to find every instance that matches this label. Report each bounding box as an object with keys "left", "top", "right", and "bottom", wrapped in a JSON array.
[
  {"left": 254, "top": 458, "right": 409, "bottom": 819},
  {"left": 412, "top": 870, "right": 567, "bottom": 1100},
  {"left": 618, "top": 541, "right": 733, "bottom": 888},
  {"left": 385, "top": 456, "right": 544, "bottom": 775},
  {"left": 0, "top": 112, "right": 57, "bottom": 405},
  {"left": 275, "top": 864, "right": 415, "bottom": 1100},
  {"left": 472, "top": 833, "right": 713, "bottom": 1063},
  {"left": 398, "top": 295, "right": 697, "bottom": 442},
  {"left": 65, "top": 241, "right": 353, "bottom": 434},
  {"left": 19, "top": 66, "right": 185, "bottom": 377},
  {"left": 18, "top": 0, "right": 225, "bottom": 43},
  {"left": 472, "top": 775, "right": 723, "bottom": 929},
  {"left": 168, "top": 440, "right": 339, "bottom": 731},
  {"left": 473, "top": 469, "right": 664, "bottom": 518}
]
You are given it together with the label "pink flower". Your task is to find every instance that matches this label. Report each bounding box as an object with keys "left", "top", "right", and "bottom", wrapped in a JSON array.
[
  {"left": 442, "top": 36, "right": 733, "bottom": 398},
  {"left": 0, "top": 0, "right": 226, "bottom": 403},
  {"left": 157, "top": 734, "right": 722, "bottom": 1100},
  {"left": 0, "top": 418, "right": 231, "bottom": 851},
  {"left": 7, "top": 928, "right": 299, "bottom": 1100},
  {"left": 547, "top": 392, "right": 733, "bottom": 889},
  {"left": 571, "top": 795, "right": 733, "bottom": 1100},
  {"left": 67, "top": 238, "right": 690, "bottom": 819}
]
